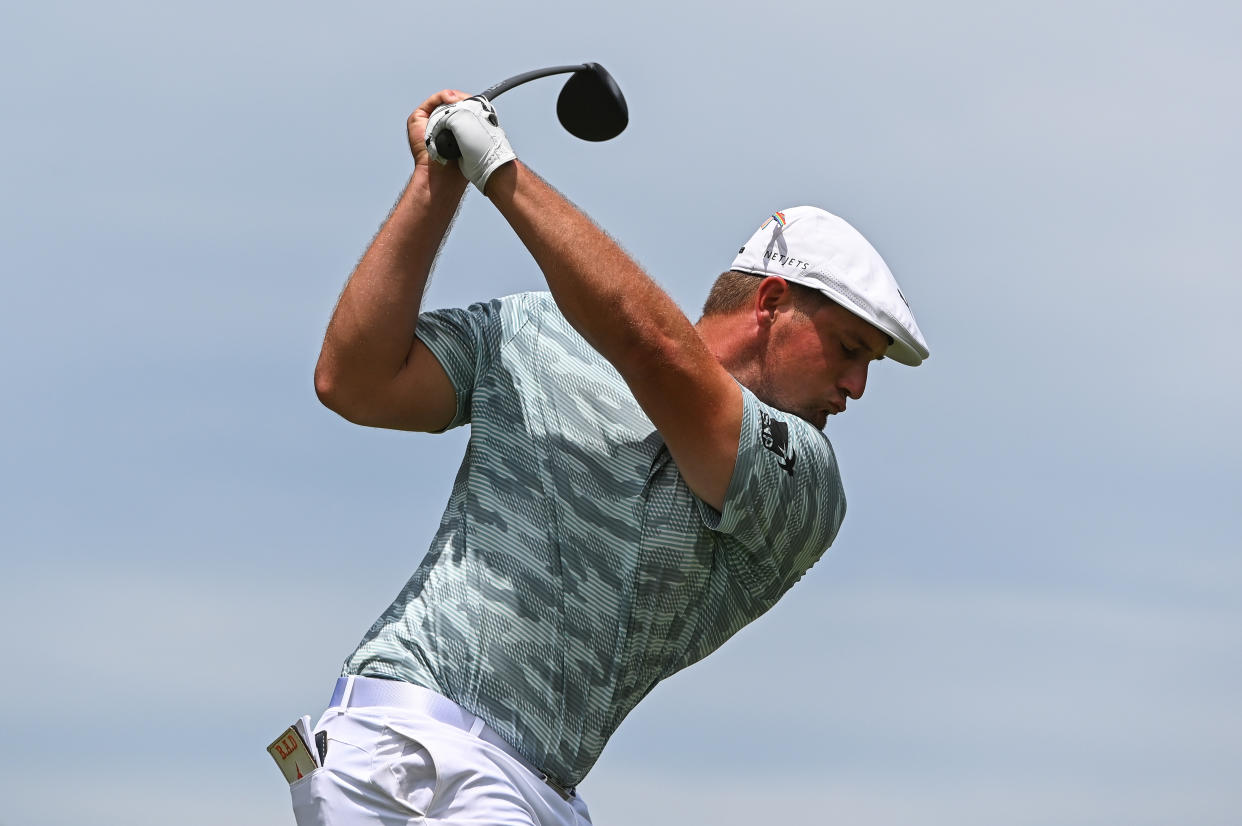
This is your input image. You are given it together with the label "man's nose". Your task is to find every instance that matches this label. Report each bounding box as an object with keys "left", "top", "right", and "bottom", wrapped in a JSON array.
[{"left": 842, "top": 363, "right": 869, "bottom": 400}]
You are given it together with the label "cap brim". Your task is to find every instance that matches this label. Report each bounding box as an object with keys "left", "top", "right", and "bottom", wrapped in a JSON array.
[{"left": 731, "top": 266, "right": 927, "bottom": 366}]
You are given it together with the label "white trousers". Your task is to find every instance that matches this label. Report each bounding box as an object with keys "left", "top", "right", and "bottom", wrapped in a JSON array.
[{"left": 290, "top": 677, "right": 593, "bottom": 826}]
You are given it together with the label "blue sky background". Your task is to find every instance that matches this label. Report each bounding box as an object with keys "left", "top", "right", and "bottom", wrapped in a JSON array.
[{"left": 2, "top": 1, "right": 1239, "bottom": 824}]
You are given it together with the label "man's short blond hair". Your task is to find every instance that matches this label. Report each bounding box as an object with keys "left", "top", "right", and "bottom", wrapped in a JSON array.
[{"left": 700, "top": 270, "right": 827, "bottom": 318}]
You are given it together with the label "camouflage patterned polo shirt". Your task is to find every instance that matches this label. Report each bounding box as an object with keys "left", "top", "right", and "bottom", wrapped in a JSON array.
[{"left": 343, "top": 291, "right": 846, "bottom": 787}]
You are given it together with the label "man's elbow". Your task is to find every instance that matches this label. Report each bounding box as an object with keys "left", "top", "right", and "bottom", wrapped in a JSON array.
[
  {"left": 313, "top": 363, "right": 423, "bottom": 430},
  {"left": 314, "top": 360, "right": 365, "bottom": 421},
  {"left": 314, "top": 357, "right": 339, "bottom": 405},
  {"left": 313, "top": 346, "right": 456, "bottom": 432}
]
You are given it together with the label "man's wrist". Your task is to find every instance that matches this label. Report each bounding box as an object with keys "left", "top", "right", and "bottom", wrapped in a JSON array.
[
  {"left": 481, "top": 158, "right": 520, "bottom": 199},
  {"left": 412, "top": 161, "right": 470, "bottom": 198}
]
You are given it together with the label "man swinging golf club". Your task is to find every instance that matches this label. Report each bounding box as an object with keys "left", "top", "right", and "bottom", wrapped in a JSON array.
[{"left": 299, "top": 82, "right": 929, "bottom": 825}]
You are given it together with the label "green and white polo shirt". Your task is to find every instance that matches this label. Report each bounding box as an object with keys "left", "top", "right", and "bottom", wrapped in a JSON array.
[{"left": 343, "top": 291, "right": 846, "bottom": 787}]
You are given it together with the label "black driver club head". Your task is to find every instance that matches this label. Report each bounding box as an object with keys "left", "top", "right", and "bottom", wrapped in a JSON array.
[
  {"left": 433, "top": 62, "right": 628, "bottom": 159},
  {"left": 556, "top": 63, "right": 628, "bottom": 142}
]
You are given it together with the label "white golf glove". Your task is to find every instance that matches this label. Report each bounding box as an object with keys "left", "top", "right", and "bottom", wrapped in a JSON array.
[{"left": 425, "top": 96, "right": 517, "bottom": 193}]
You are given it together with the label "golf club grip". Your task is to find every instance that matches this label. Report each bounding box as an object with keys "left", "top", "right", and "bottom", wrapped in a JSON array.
[{"left": 433, "top": 131, "right": 461, "bottom": 160}]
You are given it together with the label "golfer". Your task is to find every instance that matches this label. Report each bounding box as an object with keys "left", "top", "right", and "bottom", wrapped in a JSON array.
[{"left": 298, "top": 88, "right": 929, "bottom": 826}]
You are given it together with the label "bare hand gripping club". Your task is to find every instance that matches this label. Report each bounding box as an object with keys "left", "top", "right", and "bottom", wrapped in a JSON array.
[{"left": 431, "top": 62, "right": 628, "bottom": 160}]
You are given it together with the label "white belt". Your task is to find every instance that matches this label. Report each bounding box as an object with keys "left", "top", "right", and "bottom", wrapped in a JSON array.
[{"left": 329, "top": 675, "right": 575, "bottom": 800}]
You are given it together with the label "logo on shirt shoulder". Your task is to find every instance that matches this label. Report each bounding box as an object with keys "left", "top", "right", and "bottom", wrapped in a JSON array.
[{"left": 759, "top": 410, "right": 797, "bottom": 476}]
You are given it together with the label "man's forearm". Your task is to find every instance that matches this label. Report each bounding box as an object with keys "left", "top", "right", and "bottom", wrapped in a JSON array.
[
  {"left": 315, "top": 165, "right": 468, "bottom": 403},
  {"left": 485, "top": 161, "right": 743, "bottom": 509}
]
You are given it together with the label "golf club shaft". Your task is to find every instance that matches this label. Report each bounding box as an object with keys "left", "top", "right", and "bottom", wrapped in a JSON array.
[
  {"left": 433, "top": 64, "right": 591, "bottom": 160},
  {"left": 481, "top": 64, "right": 588, "bottom": 100}
]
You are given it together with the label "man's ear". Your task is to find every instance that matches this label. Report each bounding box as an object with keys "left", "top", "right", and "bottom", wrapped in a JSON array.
[{"left": 753, "top": 276, "right": 792, "bottom": 326}]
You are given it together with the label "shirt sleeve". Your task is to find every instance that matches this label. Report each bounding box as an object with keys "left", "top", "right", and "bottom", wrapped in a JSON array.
[
  {"left": 699, "top": 385, "right": 848, "bottom": 605},
  {"left": 413, "top": 298, "right": 506, "bottom": 431}
]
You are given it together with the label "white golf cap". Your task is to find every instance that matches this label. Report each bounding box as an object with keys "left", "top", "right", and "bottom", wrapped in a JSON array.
[{"left": 730, "top": 206, "right": 929, "bottom": 366}]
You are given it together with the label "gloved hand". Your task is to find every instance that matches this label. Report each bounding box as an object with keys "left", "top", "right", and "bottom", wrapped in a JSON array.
[{"left": 425, "top": 96, "right": 516, "bottom": 193}]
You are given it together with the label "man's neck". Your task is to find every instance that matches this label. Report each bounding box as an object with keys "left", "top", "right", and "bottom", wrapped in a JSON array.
[{"left": 695, "top": 312, "right": 761, "bottom": 389}]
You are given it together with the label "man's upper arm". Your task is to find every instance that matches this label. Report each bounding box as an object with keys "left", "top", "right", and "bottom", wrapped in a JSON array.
[
  {"left": 618, "top": 339, "right": 746, "bottom": 511},
  {"left": 359, "top": 299, "right": 506, "bottom": 432},
  {"left": 703, "top": 387, "right": 847, "bottom": 602}
]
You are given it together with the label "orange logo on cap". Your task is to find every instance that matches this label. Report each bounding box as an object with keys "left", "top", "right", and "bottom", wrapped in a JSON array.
[{"left": 760, "top": 212, "right": 787, "bottom": 230}]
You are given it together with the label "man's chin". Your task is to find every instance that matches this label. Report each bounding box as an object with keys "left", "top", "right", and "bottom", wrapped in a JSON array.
[
  {"left": 778, "top": 405, "right": 829, "bottom": 432},
  {"left": 786, "top": 402, "right": 830, "bottom": 431},
  {"left": 748, "top": 386, "right": 826, "bottom": 430}
]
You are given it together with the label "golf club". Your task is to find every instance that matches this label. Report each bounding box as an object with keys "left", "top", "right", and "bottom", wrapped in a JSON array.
[{"left": 431, "top": 62, "right": 628, "bottom": 160}]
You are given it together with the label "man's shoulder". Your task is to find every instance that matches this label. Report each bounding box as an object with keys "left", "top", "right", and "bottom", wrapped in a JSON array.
[
  {"left": 419, "top": 291, "right": 563, "bottom": 345},
  {"left": 486, "top": 290, "right": 557, "bottom": 315},
  {"left": 430, "top": 291, "right": 603, "bottom": 376},
  {"left": 472, "top": 291, "right": 565, "bottom": 337},
  {"left": 726, "top": 386, "right": 846, "bottom": 533},
  {"left": 424, "top": 290, "right": 556, "bottom": 317},
  {"left": 486, "top": 291, "right": 594, "bottom": 354},
  {"left": 738, "top": 385, "right": 837, "bottom": 471}
]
